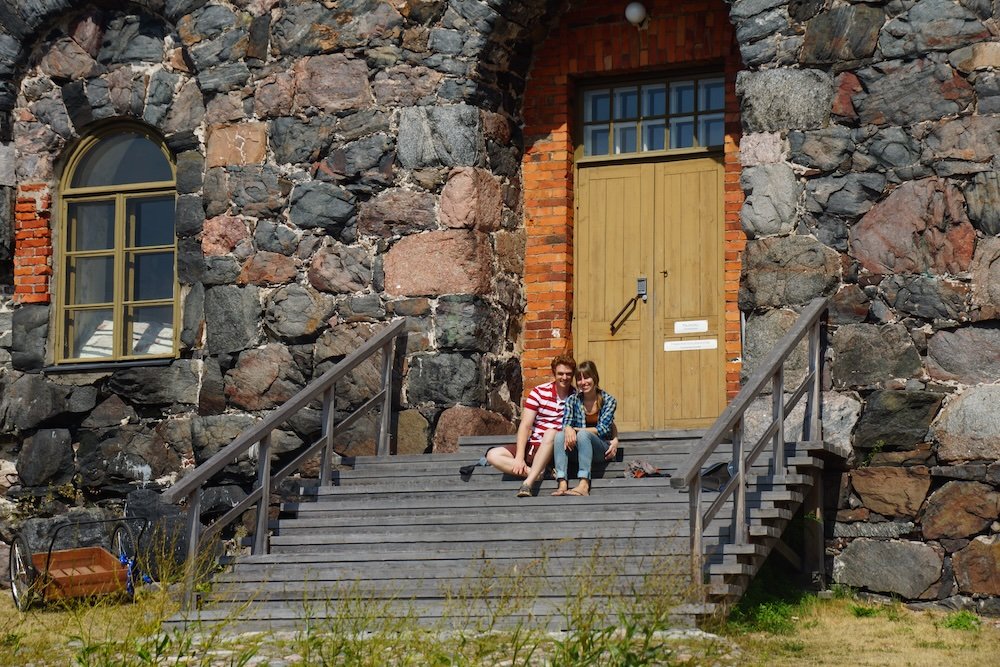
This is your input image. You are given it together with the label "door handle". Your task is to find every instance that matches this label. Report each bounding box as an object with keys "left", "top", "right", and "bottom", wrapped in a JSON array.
[{"left": 609, "top": 277, "right": 648, "bottom": 335}]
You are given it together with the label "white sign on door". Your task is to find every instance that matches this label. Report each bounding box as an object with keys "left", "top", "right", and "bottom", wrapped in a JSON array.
[
  {"left": 664, "top": 339, "right": 718, "bottom": 352},
  {"left": 674, "top": 320, "right": 709, "bottom": 334}
]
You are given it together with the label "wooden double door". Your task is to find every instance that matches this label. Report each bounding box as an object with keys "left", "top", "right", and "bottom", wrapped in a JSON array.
[{"left": 574, "top": 158, "right": 726, "bottom": 430}]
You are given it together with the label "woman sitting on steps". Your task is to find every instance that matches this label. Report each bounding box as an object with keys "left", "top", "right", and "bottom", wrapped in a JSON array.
[{"left": 551, "top": 360, "right": 619, "bottom": 497}]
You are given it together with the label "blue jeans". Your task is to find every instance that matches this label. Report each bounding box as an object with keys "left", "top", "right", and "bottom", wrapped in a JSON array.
[{"left": 553, "top": 430, "right": 609, "bottom": 480}]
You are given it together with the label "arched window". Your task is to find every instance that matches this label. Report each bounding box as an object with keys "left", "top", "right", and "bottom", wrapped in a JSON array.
[{"left": 57, "top": 125, "right": 177, "bottom": 363}]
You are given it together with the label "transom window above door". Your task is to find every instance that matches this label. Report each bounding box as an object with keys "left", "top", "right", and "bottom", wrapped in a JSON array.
[
  {"left": 581, "top": 75, "right": 725, "bottom": 158},
  {"left": 57, "top": 125, "right": 177, "bottom": 364}
]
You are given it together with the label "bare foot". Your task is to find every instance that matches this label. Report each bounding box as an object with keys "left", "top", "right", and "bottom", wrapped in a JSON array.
[
  {"left": 566, "top": 481, "right": 590, "bottom": 496},
  {"left": 551, "top": 480, "right": 568, "bottom": 496}
]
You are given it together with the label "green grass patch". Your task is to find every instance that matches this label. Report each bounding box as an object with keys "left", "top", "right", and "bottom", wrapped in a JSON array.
[{"left": 941, "top": 610, "right": 982, "bottom": 632}]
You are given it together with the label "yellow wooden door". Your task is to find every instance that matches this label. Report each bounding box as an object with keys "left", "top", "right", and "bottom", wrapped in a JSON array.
[{"left": 574, "top": 158, "right": 725, "bottom": 430}]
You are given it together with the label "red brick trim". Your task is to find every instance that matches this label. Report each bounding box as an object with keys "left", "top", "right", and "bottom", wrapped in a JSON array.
[
  {"left": 521, "top": 0, "right": 744, "bottom": 399},
  {"left": 13, "top": 183, "right": 53, "bottom": 304}
]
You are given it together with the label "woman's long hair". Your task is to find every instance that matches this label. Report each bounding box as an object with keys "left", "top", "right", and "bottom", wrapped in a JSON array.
[{"left": 576, "top": 360, "right": 603, "bottom": 412}]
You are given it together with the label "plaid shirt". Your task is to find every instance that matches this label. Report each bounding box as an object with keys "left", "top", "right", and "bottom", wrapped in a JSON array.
[{"left": 562, "top": 390, "right": 617, "bottom": 440}]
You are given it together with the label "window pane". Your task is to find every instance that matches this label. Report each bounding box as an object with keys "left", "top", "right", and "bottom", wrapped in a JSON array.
[
  {"left": 71, "top": 132, "right": 173, "bottom": 188},
  {"left": 67, "top": 200, "right": 115, "bottom": 251},
  {"left": 614, "top": 87, "right": 639, "bottom": 119},
  {"left": 128, "top": 305, "right": 174, "bottom": 356},
  {"left": 130, "top": 252, "right": 174, "bottom": 301},
  {"left": 65, "top": 308, "right": 114, "bottom": 359},
  {"left": 670, "top": 81, "right": 695, "bottom": 114},
  {"left": 614, "top": 124, "right": 637, "bottom": 154},
  {"left": 670, "top": 117, "right": 695, "bottom": 149},
  {"left": 68, "top": 256, "right": 114, "bottom": 304},
  {"left": 584, "top": 90, "right": 611, "bottom": 122},
  {"left": 699, "top": 78, "right": 725, "bottom": 111},
  {"left": 642, "top": 85, "right": 666, "bottom": 116},
  {"left": 584, "top": 125, "right": 610, "bottom": 156},
  {"left": 699, "top": 114, "right": 725, "bottom": 147},
  {"left": 642, "top": 120, "right": 666, "bottom": 151},
  {"left": 127, "top": 196, "right": 175, "bottom": 247}
]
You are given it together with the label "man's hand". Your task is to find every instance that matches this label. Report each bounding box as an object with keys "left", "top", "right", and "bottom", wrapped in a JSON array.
[
  {"left": 605, "top": 436, "right": 619, "bottom": 461},
  {"left": 511, "top": 457, "right": 529, "bottom": 477},
  {"left": 563, "top": 426, "right": 577, "bottom": 450}
]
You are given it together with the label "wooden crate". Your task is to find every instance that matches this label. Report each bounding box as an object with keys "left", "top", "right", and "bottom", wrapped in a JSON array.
[{"left": 32, "top": 547, "right": 127, "bottom": 600}]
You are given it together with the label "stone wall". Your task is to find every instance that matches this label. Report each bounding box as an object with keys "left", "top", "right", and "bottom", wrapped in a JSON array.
[{"left": 732, "top": 0, "right": 1000, "bottom": 610}]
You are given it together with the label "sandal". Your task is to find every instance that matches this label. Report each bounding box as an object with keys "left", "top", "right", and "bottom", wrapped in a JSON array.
[
  {"left": 551, "top": 479, "right": 568, "bottom": 496},
  {"left": 516, "top": 483, "right": 532, "bottom": 498},
  {"left": 566, "top": 481, "right": 591, "bottom": 496}
]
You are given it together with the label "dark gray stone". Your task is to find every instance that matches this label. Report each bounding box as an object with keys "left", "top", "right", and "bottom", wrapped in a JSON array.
[
  {"left": 227, "top": 166, "right": 287, "bottom": 219},
  {"left": 927, "top": 325, "right": 1000, "bottom": 384},
  {"left": 789, "top": 126, "right": 854, "bottom": 172},
  {"left": 77, "top": 424, "right": 182, "bottom": 492},
  {"left": 11, "top": 304, "right": 48, "bottom": 370},
  {"left": 867, "top": 127, "right": 923, "bottom": 177},
  {"left": 123, "top": 488, "right": 189, "bottom": 577},
  {"left": 736, "top": 69, "right": 834, "bottom": 133},
  {"left": 319, "top": 133, "right": 394, "bottom": 182},
  {"left": 269, "top": 116, "right": 336, "bottom": 165},
  {"left": 973, "top": 72, "right": 1000, "bottom": 115},
  {"left": 174, "top": 194, "right": 204, "bottom": 238},
  {"left": 254, "top": 221, "right": 299, "bottom": 256},
  {"left": 963, "top": 172, "right": 1000, "bottom": 236},
  {"left": 181, "top": 281, "right": 205, "bottom": 349},
  {"left": 833, "top": 538, "right": 942, "bottom": 598},
  {"left": 336, "top": 294, "right": 386, "bottom": 322},
  {"left": 98, "top": 14, "right": 165, "bottom": 64},
  {"left": 264, "top": 284, "right": 336, "bottom": 340},
  {"left": 201, "top": 485, "right": 248, "bottom": 518},
  {"left": 199, "top": 356, "right": 226, "bottom": 416},
  {"left": 197, "top": 62, "right": 251, "bottom": 94},
  {"left": 203, "top": 167, "right": 228, "bottom": 217},
  {"left": 29, "top": 98, "right": 72, "bottom": 139},
  {"left": 800, "top": 4, "right": 882, "bottom": 64},
  {"left": 60, "top": 80, "right": 94, "bottom": 131},
  {"left": 740, "top": 164, "right": 800, "bottom": 237},
  {"left": 740, "top": 309, "right": 808, "bottom": 390},
  {"left": 189, "top": 28, "right": 248, "bottom": 71},
  {"left": 931, "top": 465, "right": 987, "bottom": 481},
  {"left": 734, "top": 8, "right": 789, "bottom": 45},
  {"left": 879, "top": 0, "right": 988, "bottom": 59},
  {"left": 270, "top": 0, "right": 343, "bottom": 56},
  {"left": 881, "top": 275, "right": 969, "bottom": 322},
  {"left": 19, "top": 508, "right": 112, "bottom": 554},
  {"left": 436, "top": 295, "right": 504, "bottom": 352},
  {"left": 82, "top": 394, "right": 137, "bottom": 428},
  {"left": 17, "top": 428, "right": 73, "bottom": 487},
  {"left": 288, "top": 181, "right": 355, "bottom": 233},
  {"left": 854, "top": 57, "right": 975, "bottom": 127},
  {"left": 108, "top": 360, "right": 199, "bottom": 406},
  {"left": 337, "top": 109, "right": 391, "bottom": 142},
  {"left": 407, "top": 352, "right": 484, "bottom": 405},
  {"left": 739, "top": 236, "right": 841, "bottom": 309},
  {"left": 143, "top": 68, "right": 178, "bottom": 127},
  {"left": 202, "top": 256, "right": 242, "bottom": 286},
  {"left": 853, "top": 390, "right": 942, "bottom": 450},
  {"left": 205, "top": 285, "right": 261, "bottom": 354},
  {"left": 175, "top": 150, "right": 204, "bottom": 195},
  {"left": 398, "top": 105, "right": 485, "bottom": 168},
  {"left": 831, "top": 323, "right": 923, "bottom": 388},
  {"left": 0, "top": 373, "right": 70, "bottom": 431},
  {"left": 805, "top": 173, "right": 885, "bottom": 218}
]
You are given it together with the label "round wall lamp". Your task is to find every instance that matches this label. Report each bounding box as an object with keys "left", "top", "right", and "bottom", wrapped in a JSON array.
[{"left": 625, "top": 1, "right": 648, "bottom": 26}]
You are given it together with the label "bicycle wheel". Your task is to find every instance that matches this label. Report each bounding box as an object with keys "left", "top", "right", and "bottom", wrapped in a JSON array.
[
  {"left": 9, "top": 534, "right": 38, "bottom": 612},
  {"left": 112, "top": 523, "right": 139, "bottom": 599}
]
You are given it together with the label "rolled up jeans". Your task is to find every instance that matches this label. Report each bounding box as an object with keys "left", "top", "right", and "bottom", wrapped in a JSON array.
[{"left": 553, "top": 430, "right": 609, "bottom": 480}]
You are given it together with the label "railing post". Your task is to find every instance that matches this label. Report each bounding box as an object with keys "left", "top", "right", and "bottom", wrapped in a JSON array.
[
  {"left": 772, "top": 368, "right": 785, "bottom": 474},
  {"left": 733, "top": 418, "right": 747, "bottom": 544},
  {"left": 182, "top": 487, "right": 202, "bottom": 610},
  {"left": 319, "top": 387, "right": 336, "bottom": 487},
  {"left": 376, "top": 338, "right": 395, "bottom": 458},
  {"left": 804, "top": 319, "right": 823, "bottom": 442},
  {"left": 689, "top": 476, "right": 704, "bottom": 587},
  {"left": 253, "top": 434, "right": 272, "bottom": 555}
]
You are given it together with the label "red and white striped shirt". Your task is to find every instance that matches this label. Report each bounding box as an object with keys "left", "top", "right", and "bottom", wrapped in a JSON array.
[{"left": 524, "top": 381, "right": 567, "bottom": 448}]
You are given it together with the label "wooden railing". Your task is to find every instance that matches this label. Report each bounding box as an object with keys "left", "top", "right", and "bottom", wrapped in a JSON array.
[
  {"left": 161, "top": 319, "right": 407, "bottom": 605},
  {"left": 670, "top": 297, "right": 829, "bottom": 582}
]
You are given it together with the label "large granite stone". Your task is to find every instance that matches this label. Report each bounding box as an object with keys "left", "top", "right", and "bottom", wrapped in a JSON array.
[
  {"left": 851, "top": 178, "right": 975, "bottom": 277},
  {"left": 853, "top": 57, "right": 975, "bottom": 127},
  {"left": 439, "top": 167, "right": 503, "bottom": 232},
  {"left": 264, "top": 284, "right": 336, "bottom": 339},
  {"left": 206, "top": 123, "right": 266, "bottom": 168},
  {"left": 204, "top": 285, "right": 261, "bottom": 354},
  {"left": 800, "top": 4, "right": 882, "bottom": 64},
  {"left": 738, "top": 236, "right": 840, "bottom": 309},
  {"left": 224, "top": 344, "right": 305, "bottom": 411},
  {"left": 739, "top": 164, "right": 800, "bottom": 237},
  {"left": 109, "top": 361, "right": 200, "bottom": 407},
  {"left": 11, "top": 304, "right": 48, "bottom": 370},
  {"left": 373, "top": 64, "right": 443, "bottom": 106},
  {"left": 804, "top": 172, "right": 885, "bottom": 218},
  {"left": 879, "top": 0, "right": 988, "bottom": 59},
  {"left": 397, "top": 104, "right": 485, "bottom": 168},
  {"left": 851, "top": 466, "right": 931, "bottom": 519},
  {"left": 435, "top": 295, "right": 504, "bottom": 352},
  {"left": 740, "top": 308, "right": 808, "bottom": 391},
  {"left": 833, "top": 538, "right": 943, "bottom": 598},
  {"left": 854, "top": 390, "right": 942, "bottom": 451},
  {"left": 407, "top": 353, "right": 484, "bottom": 406},
  {"left": 971, "top": 237, "right": 1000, "bottom": 320},
  {"left": 927, "top": 326, "right": 1000, "bottom": 384},
  {"left": 0, "top": 373, "right": 71, "bottom": 431},
  {"left": 288, "top": 181, "right": 355, "bottom": 234},
  {"left": 880, "top": 275, "right": 970, "bottom": 322},
  {"left": 237, "top": 251, "right": 298, "bottom": 286},
  {"left": 308, "top": 243, "right": 372, "bottom": 294},
  {"left": 788, "top": 126, "right": 854, "bottom": 172},
  {"left": 953, "top": 536, "right": 1000, "bottom": 595},
  {"left": 831, "top": 324, "right": 922, "bottom": 388},
  {"left": 431, "top": 405, "right": 514, "bottom": 453},
  {"left": 736, "top": 68, "right": 833, "bottom": 133},
  {"left": 384, "top": 230, "right": 493, "bottom": 297},
  {"left": 922, "top": 481, "right": 1000, "bottom": 540},
  {"left": 733, "top": 391, "right": 860, "bottom": 461},
  {"left": 358, "top": 188, "right": 437, "bottom": 238},
  {"left": 77, "top": 424, "right": 182, "bottom": 492},
  {"left": 17, "top": 428, "right": 73, "bottom": 487},
  {"left": 269, "top": 116, "right": 336, "bottom": 165},
  {"left": 933, "top": 385, "right": 1000, "bottom": 462},
  {"left": 292, "top": 54, "right": 373, "bottom": 113},
  {"left": 963, "top": 171, "right": 1000, "bottom": 236}
]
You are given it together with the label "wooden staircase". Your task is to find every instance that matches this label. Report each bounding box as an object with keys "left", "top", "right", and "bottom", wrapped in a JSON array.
[{"left": 163, "top": 432, "right": 841, "bottom": 632}]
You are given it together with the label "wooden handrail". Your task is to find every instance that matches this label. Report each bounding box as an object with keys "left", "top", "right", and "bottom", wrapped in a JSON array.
[
  {"left": 669, "top": 297, "right": 829, "bottom": 584},
  {"left": 162, "top": 318, "right": 407, "bottom": 607}
]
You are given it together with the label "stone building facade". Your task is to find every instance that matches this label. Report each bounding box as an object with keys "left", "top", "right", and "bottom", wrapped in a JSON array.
[{"left": 0, "top": 0, "right": 998, "bottom": 610}]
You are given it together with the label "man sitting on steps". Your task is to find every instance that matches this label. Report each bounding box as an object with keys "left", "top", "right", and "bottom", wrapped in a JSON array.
[{"left": 485, "top": 354, "right": 577, "bottom": 497}]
